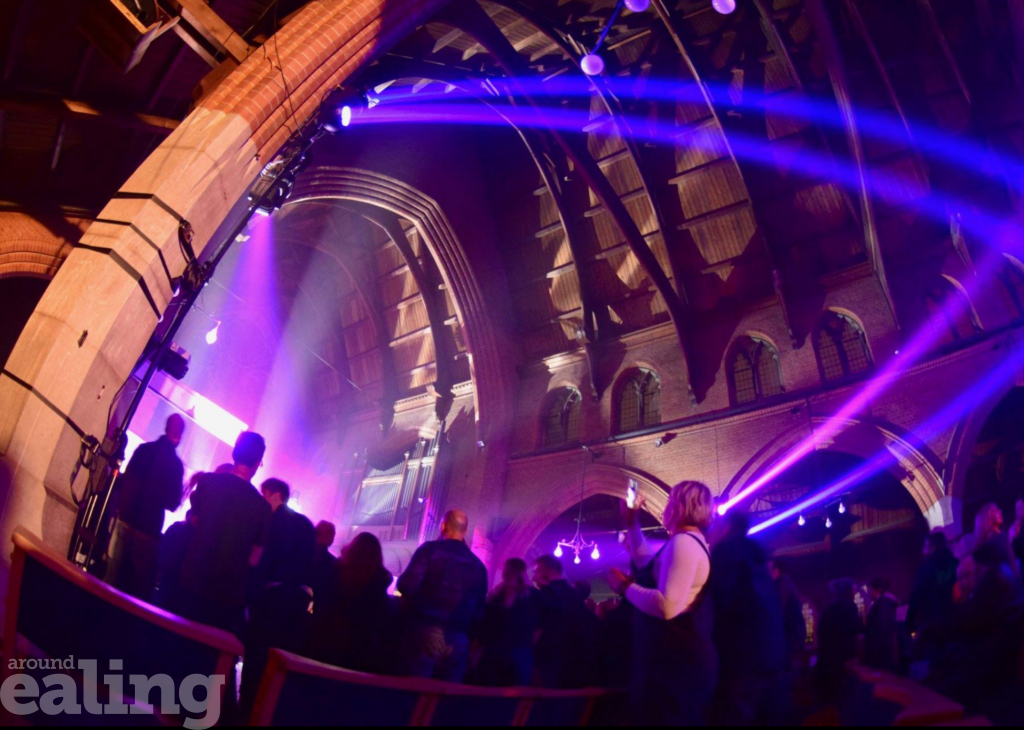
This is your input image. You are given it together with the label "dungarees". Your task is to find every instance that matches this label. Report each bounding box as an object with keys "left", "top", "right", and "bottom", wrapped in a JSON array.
[{"left": 631, "top": 532, "right": 718, "bottom": 726}]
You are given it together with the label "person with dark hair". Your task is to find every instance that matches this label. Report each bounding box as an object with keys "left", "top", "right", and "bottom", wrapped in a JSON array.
[
  {"left": 107, "top": 414, "right": 186, "bottom": 601},
  {"left": 607, "top": 481, "right": 718, "bottom": 726},
  {"left": 815, "top": 579, "right": 863, "bottom": 702},
  {"left": 907, "top": 531, "right": 959, "bottom": 636},
  {"left": 311, "top": 520, "right": 338, "bottom": 605},
  {"left": 532, "top": 554, "right": 598, "bottom": 689},
  {"left": 474, "top": 558, "right": 539, "bottom": 687},
  {"left": 864, "top": 578, "right": 899, "bottom": 672},
  {"left": 397, "top": 510, "right": 488, "bottom": 682},
  {"left": 240, "top": 478, "right": 317, "bottom": 715},
  {"left": 178, "top": 431, "right": 272, "bottom": 631},
  {"left": 710, "top": 510, "right": 790, "bottom": 725},
  {"left": 308, "top": 532, "right": 397, "bottom": 674}
]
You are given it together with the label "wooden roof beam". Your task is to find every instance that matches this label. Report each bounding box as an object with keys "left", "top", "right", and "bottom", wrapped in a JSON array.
[
  {"left": 166, "top": 0, "right": 254, "bottom": 64},
  {"left": 804, "top": 0, "right": 900, "bottom": 330},
  {"left": 0, "top": 91, "right": 179, "bottom": 134}
]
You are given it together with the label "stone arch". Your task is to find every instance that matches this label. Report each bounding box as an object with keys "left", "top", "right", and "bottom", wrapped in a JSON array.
[
  {"left": 0, "top": 212, "right": 84, "bottom": 280},
  {"left": 723, "top": 417, "right": 946, "bottom": 528},
  {"left": 492, "top": 463, "right": 671, "bottom": 573},
  {"left": 285, "top": 166, "right": 514, "bottom": 439},
  {"left": 946, "top": 374, "right": 1024, "bottom": 535},
  {"left": 0, "top": 0, "right": 453, "bottom": 595}
]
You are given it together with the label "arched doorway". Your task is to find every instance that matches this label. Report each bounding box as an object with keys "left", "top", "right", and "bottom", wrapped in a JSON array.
[
  {"left": 525, "top": 494, "right": 662, "bottom": 601},
  {"left": 493, "top": 464, "right": 670, "bottom": 574},
  {"left": 961, "top": 387, "right": 1024, "bottom": 535},
  {"left": 745, "top": 450, "right": 929, "bottom": 614}
]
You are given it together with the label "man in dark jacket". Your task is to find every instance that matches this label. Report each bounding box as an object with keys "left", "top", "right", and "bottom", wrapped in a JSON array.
[
  {"left": 532, "top": 554, "right": 598, "bottom": 689},
  {"left": 907, "top": 531, "right": 959, "bottom": 635},
  {"left": 397, "top": 510, "right": 488, "bottom": 682},
  {"left": 864, "top": 578, "right": 899, "bottom": 671},
  {"left": 107, "top": 414, "right": 186, "bottom": 600},
  {"left": 178, "top": 431, "right": 272, "bottom": 632},
  {"left": 711, "top": 511, "right": 791, "bottom": 725},
  {"left": 240, "top": 478, "right": 316, "bottom": 716}
]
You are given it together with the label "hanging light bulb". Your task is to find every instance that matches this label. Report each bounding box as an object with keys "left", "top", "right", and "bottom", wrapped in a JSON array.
[
  {"left": 825, "top": 516, "right": 833, "bottom": 529},
  {"left": 554, "top": 544, "right": 564, "bottom": 558},
  {"left": 581, "top": 53, "right": 605, "bottom": 76},
  {"left": 574, "top": 555, "right": 581, "bottom": 565},
  {"left": 838, "top": 500, "right": 846, "bottom": 515},
  {"left": 205, "top": 321, "right": 221, "bottom": 345},
  {"left": 798, "top": 514, "right": 806, "bottom": 527},
  {"left": 591, "top": 545, "right": 600, "bottom": 560},
  {"left": 712, "top": 0, "right": 737, "bottom": 15},
  {"left": 624, "top": 0, "right": 651, "bottom": 12}
]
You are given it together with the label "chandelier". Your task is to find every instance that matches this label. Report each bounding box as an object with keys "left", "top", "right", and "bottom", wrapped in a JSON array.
[{"left": 554, "top": 446, "right": 600, "bottom": 564}]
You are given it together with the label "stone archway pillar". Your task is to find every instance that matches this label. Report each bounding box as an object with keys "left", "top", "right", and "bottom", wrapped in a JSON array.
[{"left": 0, "top": 0, "right": 452, "bottom": 610}]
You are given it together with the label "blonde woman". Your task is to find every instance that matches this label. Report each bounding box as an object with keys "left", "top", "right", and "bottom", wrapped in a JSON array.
[{"left": 608, "top": 481, "right": 718, "bottom": 726}]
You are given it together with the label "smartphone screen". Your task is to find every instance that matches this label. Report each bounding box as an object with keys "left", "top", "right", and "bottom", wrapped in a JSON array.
[{"left": 626, "top": 479, "right": 638, "bottom": 509}]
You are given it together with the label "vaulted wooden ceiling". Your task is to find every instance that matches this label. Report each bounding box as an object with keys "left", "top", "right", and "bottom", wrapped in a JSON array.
[{"left": 2, "top": 0, "right": 1021, "bottom": 419}]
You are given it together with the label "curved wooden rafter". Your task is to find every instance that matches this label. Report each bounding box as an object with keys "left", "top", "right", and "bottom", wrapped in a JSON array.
[
  {"left": 648, "top": 0, "right": 795, "bottom": 342},
  {"left": 440, "top": 0, "right": 699, "bottom": 400},
  {"left": 485, "top": 0, "right": 693, "bottom": 303},
  {"left": 359, "top": 58, "right": 605, "bottom": 397},
  {"left": 804, "top": 0, "right": 900, "bottom": 330}
]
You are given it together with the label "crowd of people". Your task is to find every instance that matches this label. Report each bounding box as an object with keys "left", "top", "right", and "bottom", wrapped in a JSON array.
[{"left": 105, "top": 418, "right": 1024, "bottom": 725}]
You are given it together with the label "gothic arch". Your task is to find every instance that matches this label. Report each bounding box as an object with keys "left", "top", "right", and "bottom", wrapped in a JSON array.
[
  {"left": 492, "top": 463, "right": 671, "bottom": 573},
  {"left": 285, "top": 166, "right": 514, "bottom": 438},
  {"left": 722, "top": 417, "right": 946, "bottom": 528}
]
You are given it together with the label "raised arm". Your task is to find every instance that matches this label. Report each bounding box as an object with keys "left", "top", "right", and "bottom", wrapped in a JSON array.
[
  {"left": 625, "top": 534, "right": 704, "bottom": 620},
  {"left": 621, "top": 499, "right": 654, "bottom": 567}
]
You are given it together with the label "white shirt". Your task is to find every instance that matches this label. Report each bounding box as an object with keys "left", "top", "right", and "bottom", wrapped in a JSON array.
[{"left": 624, "top": 528, "right": 710, "bottom": 621}]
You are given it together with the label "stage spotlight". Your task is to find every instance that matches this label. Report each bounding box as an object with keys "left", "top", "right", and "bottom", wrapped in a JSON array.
[
  {"left": 798, "top": 514, "right": 806, "bottom": 527},
  {"left": 320, "top": 86, "right": 367, "bottom": 133},
  {"left": 554, "top": 545, "right": 564, "bottom": 558},
  {"left": 712, "top": 0, "right": 737, "bottom": 14},
  {"left": 206, "top": 321, "right": 220, "bottom": 345},
  {"left": 581, "top": 53, "right": 605, "bottom": 76},
  {"left": 625, "top": 0, "right": 651, "bottom": 11}
]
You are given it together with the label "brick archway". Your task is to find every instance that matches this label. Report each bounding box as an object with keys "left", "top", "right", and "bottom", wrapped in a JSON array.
[
  {"left": 0, "top": 0, "right": 453, "bottom": 600},
  {"left": 723, "top": 418, "right": 947, "bottom": 528},
  {"left": 491, "top": 464, "right": 671, "bottom": 573},
  {"left": 0, "top": 212, "right": 84, "bottom": 280}
]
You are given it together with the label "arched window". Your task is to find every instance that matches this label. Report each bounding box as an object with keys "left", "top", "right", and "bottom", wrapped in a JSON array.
[
  {"left": 924, "top": 277, "right": 980, "bottom": 346},
  {"left": 728, "top": 338, "right": 784, "bottom": 406},
  {"left": 544, "top": 388, "right": 582, "bottom": 447},
  {"left": 999, "top": 259, "right": 1024, "bottom": 319},
  {"left": 815, "top": 312, "right": 872, "bottom": 382},
  {"left": 617, "top": 369, "right": 661, "bottom": 433}
]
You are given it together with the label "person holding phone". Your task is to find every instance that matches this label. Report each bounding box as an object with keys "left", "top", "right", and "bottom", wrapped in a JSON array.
[{"left": 608, "top": 481, "right": 718, "bottom": 726}]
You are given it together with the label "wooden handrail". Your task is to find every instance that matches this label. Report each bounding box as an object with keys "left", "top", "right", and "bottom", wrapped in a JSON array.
[{"left": 8, "top": 528, "right": 243, "bottom": 656}]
